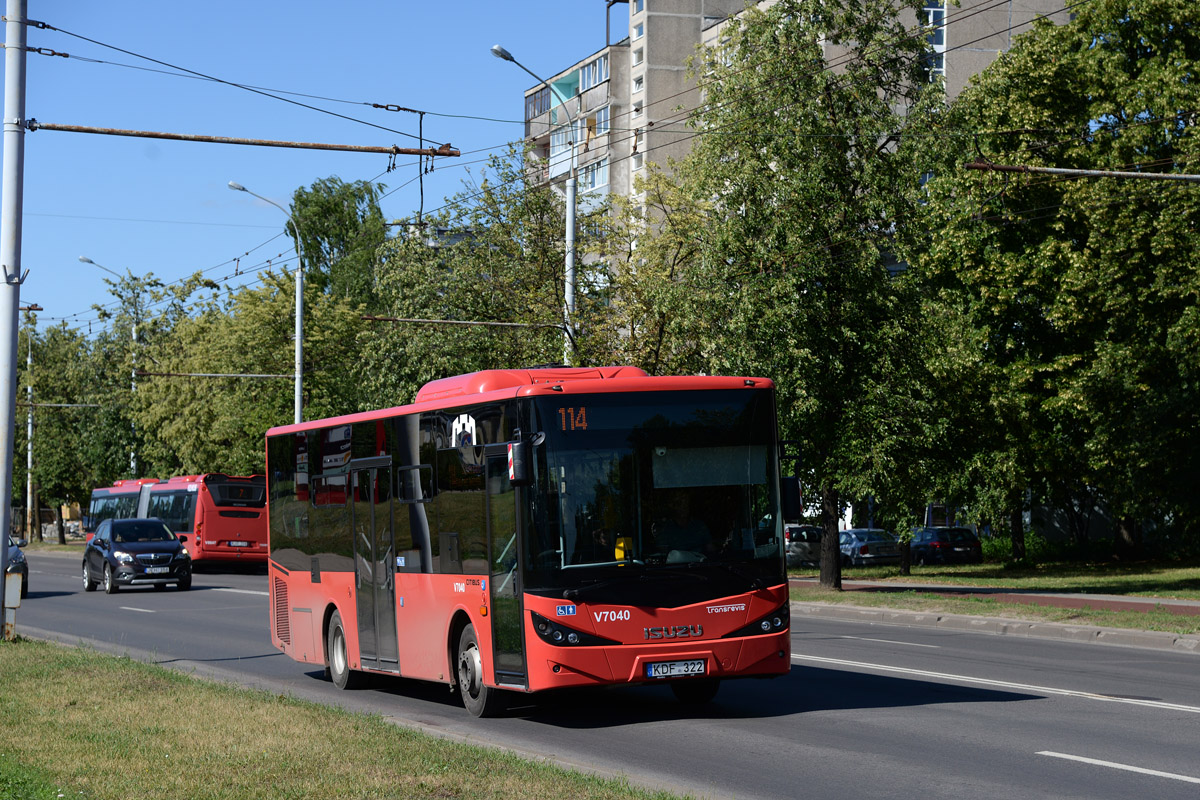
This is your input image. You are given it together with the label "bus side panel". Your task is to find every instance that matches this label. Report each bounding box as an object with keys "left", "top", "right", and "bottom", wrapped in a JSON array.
[
  {"left": 393, "top": 573, "right": 489, "bottom": 684},
  {"left": 270, "top": 566, "right": 356, "bottom": 669}
]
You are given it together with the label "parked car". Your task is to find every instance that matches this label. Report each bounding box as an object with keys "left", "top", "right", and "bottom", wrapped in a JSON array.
[
  {"left": 910, "top": 526, "right": 983, "bottom": 565},
  {"left": 838, "top": 528, "right": 901, "bottom": 567},
  {"left": 6, "top": 535, "right": 28, "bottom": 599},
  {"left": 784, "top": 524, "right": 822, "bottom": 567},
  {"left": 82, "top": 518, "right": 192, "bottom": 594}
]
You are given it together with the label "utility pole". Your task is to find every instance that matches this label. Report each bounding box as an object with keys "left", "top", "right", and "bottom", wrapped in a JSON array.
[{"left": 0, "top": 0, "right": 29, "bottom": 623}]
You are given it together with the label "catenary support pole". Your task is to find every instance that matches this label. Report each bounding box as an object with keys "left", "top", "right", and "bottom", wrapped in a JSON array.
[{"left": 0, "top": 0, "right": 30, "bottom": 627}]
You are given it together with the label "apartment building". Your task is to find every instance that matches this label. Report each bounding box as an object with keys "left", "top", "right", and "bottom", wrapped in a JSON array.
[{"left": 515, "top": 0, "right": 1070, "bottom": 209}]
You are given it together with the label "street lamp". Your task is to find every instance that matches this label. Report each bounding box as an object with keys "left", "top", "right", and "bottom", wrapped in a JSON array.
[
  {"left": 79, "top": 255, "right": 138, "bottom": 477},
  {"left": 491, "top": 44, "right": 576, "bottom": 366},
  {"left": 228, "top": 181, "right": 305, "bottom": 425}
]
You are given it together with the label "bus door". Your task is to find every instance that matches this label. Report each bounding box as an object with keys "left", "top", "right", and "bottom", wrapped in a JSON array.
[
  {"left": 351, "top": 458, "right": 399, "bottom": 672},
  {"left": 486, "top": 452, "right": 526, "bottom": 687}
]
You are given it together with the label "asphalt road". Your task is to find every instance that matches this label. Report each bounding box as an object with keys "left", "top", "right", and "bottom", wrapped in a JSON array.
[{"left": 14, "top": 551, "right": 1200, "bottom": 800}]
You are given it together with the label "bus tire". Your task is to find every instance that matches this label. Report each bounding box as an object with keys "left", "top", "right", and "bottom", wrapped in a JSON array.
[
  {"left": 103, "top": 563, "right": 119, "bottom": 594},
  {"left": 327, "top": 610, "right": 363, "bottom": 690},
  {"left": 671, "top": 677, "right": 720, "bottom": 705},
  {"left": 82, "top": 562, "right": 97, "bottom": 592},
  {"left": 456, "top": 624, "right": 505, "bottom": 718}
]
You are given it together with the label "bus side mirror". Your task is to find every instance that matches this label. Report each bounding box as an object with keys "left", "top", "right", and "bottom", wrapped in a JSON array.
[
  {"left": 780, "top": 475, "right": 802, "bottom": 522},
  {"left": 508, "top": 441, "right": 532, "bottom": 486}
]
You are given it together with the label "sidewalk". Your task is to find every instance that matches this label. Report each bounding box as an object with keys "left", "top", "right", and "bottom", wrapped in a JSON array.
[{"left": 789, "top": 578, "right": 1200, "bottom": 656}]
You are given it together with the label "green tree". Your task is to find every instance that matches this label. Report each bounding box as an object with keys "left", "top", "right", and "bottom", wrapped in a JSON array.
[
  {"left": 362, "top": 147, "right": 599, "bottom": 405},
  {"left": 291, "top": 177, "right": 387, "bottom": 308},
  {"left": 916, "top": 0, "right": 1200, "bottom": 554},
  {"left": 668, "top": 0, "right": 941, "bottom": 587}
]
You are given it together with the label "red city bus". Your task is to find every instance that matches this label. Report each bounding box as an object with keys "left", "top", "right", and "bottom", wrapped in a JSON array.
[
  {"left": 85, "top": 474, "right": 267, "bottom": 562},
  {"left": 83, "top": 478, "right": 159, "bottom": 541},
  {"left": 265, "top": 367, "right": 793, "bottom": 716},
  {"left": 140, "top": 474, "right": 268, "bottom": 563}
]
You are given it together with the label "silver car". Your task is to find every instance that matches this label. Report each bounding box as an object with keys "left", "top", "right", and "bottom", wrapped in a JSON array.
[{"left": 838, "top": 528, "right": 900, "bottom": 567}]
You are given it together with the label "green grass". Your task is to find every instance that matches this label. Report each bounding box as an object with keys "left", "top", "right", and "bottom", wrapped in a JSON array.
[{"left": 0, "top": 638, "right": 687, "bottom": 800}]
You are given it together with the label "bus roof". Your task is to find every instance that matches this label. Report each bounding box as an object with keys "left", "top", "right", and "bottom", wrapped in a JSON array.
[{"left": 266, "top": 366, "right": 774, "bottom": 438}]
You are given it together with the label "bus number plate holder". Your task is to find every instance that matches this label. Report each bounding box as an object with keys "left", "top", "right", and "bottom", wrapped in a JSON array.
[
  {"left": 229, "top": 541, "right": 250, "bottom": 547},
  {"left": 646, "top": 659, "right": 706, "bottom": 679}
]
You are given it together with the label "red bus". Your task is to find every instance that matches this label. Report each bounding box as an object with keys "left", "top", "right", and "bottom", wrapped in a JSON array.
[
  {"left": 140, "top": 474, "right": 268, "bottom": 563},
  {"left": 265, "top": 367, "right": 792, "bottom": 716},
  {"left": 83, "top": 478, "right": 159, "bottom": 541},
  {"left": 85, "top": 474, "right": 267, "bottom": 563}
]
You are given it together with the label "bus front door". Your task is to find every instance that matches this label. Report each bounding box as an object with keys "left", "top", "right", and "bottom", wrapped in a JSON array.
[
  {"left": 487, "top": 454, "right": 526, "bottom": 687},
  {"left": 352, "top": 462, "right": 399, "bottom": 672}
]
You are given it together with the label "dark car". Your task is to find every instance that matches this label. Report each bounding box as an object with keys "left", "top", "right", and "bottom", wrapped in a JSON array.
[
  {"left": 838, "top": 528, "right": 901, "bottom": 567},
  {"left": 83, "top": 518, "right": 192, "bottom": 594},
  {"left": 784, "top": 524, "right": 822, "bottom": 567},
  {"left": 6, "top": 535, "right": 28, "bottom": 599},
  {"left": 911, "top": 526, "right": 983, "bottom": 565}
]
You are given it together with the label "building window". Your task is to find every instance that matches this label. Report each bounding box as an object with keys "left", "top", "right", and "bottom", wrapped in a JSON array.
[
  {"left": 633, "top": 0, "right": 644, "bottom": 13},
  {"left": 581, "top": 158, "right": 609, "bottom": 191},
  {"left": 924, "top": 0, "right": 946, "bottom": 80},
  {"left": 633, "top": 22, "right": 644, "bottom": 40},
  {"left": 633, "top": 47, "right": 644, "bottom": 66},
  {"left": 632, "top": 152, "right": 644, "bottom": 171},
  {"left": 632, "top": 74, "right": 644, "bottom": 94},
  {"left": 526, "top": 87, "right": 550, "bottom": 121},
  {"left": 633, "top": 101, "right": 643, "bottom": 118},
  {"left": 593, "top": 105, "right": 610, "bottom": 136},
  {"left": 580, "top": 54, "right": 609, "bottom": 92}
]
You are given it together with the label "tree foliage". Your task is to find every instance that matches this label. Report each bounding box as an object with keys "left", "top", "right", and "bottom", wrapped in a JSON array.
[{"left": 915, "top": 0, "right": 1200, "bottom": 553}]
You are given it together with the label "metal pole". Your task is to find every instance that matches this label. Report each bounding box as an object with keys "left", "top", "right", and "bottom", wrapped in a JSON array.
[
  {"left": 227, "top": 182, "right": 304, "bottom": 424},
  {"left": 26, "top": 325, "right": 32, "bottom": 539},
  {"left": 130, "top": 322, "right": 137, "bottom": 476},
  {"left": 0, "top": 0, "right": 30, "bottom": 616},
  {"left": 491, "top": 45, "right": 577, "bottom": 365}
]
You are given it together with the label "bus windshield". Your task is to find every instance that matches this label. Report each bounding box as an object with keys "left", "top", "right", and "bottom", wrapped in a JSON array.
[
  {"left": 147, "top": 490, "right": 198, "bottom": 533},
  {"left": 526, "top": 389, "right": 782, "bottom": 601}
]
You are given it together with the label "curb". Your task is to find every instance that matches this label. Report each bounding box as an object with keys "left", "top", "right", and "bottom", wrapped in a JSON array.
[{"left": 790, "top": 601, "right": 1200, "bottom": 656}]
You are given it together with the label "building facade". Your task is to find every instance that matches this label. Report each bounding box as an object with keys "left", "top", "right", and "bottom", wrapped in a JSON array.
[{"left": 516, "top": 0, "right": 1071, "bottom": 208}]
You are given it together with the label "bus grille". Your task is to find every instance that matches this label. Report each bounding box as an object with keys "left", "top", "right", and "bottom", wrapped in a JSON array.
[{"left": 273, "top": 578, "right": 291, "bottom": 645}]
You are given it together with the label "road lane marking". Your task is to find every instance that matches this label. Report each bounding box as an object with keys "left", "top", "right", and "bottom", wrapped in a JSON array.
[
  {"left": 120, "top": 607, "right": 155, "bottom": 613},
  {"left": 791, "top": 653, "right": 1200, "bottom": 714},
  {"left": 834, "top": 635, "right": 939, "bottom": 648},
  {"left": 1038, "top": 751, "right": 1200, "bottom": 784},
  {"left": 212, "top": 588, "right": 269, "bottom": 596}
]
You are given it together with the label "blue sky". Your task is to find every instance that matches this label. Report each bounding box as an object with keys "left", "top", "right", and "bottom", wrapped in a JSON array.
[{"left": 5, "top": 1, "right": 627, "bottom": 333}]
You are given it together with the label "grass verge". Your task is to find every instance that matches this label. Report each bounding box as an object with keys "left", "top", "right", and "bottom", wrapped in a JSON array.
[
  {"left": 790, "top": 560, "right": 1200, "bottom": 600},
  {"left": 0, "top": 637, "right": 685, "bottom": 800},
  {"left": 788, "top": 585, "right": 1200, "bottom": 636}
]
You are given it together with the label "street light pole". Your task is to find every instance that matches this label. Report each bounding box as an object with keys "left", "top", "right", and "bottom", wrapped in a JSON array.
[
  {"left": 491, "top": 44, "right": 576, "bottom": 366},
  {"left": 79, "top": 255, "right": 138, "bottom": 476},
  {"left": 228, "top": 182, "right": 305, "bottom": 425}
]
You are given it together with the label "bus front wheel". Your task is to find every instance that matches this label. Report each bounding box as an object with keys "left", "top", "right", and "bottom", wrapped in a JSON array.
[
  {"left": 327, "top": 610, "right": 364, "bottom": 690},
  {"left": 456, "top": 624, "right": 505, "bottom": 717}
]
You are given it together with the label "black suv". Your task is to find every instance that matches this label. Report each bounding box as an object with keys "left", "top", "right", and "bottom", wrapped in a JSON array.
[
  {"left": 910, "top": 526, "right": 983, "bottom": 566},
  {"left": 83, "top": 518, "right": 192, "bottom": 593}
]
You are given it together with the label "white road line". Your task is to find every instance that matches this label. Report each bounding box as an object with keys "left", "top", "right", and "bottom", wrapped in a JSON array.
[
  {"left": 792, "top": 653, "right": 1200, "bottom": 714},
  {"left": 834, "top": 635, "right": 940, "bottom": 648},
  {"left": 212, "top": 588, "right": 269, "bottom": 596},
  {"left": 120, "top": 607, "right": 155, "bottom": 614},
  {"left": 1038, "top": 751, "right": 1200, "bottom": 784}
]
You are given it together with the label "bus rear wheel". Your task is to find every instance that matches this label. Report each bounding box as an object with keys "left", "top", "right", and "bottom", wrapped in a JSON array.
[
  {"left": 326, "top": 610, "right": 363, "bottom": 690},
  {"left": 671, "top": 677, "right": 720, "bottom": 705},
  {"left": 456, "top": 624, "right": 505, "bottom": 717}
]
